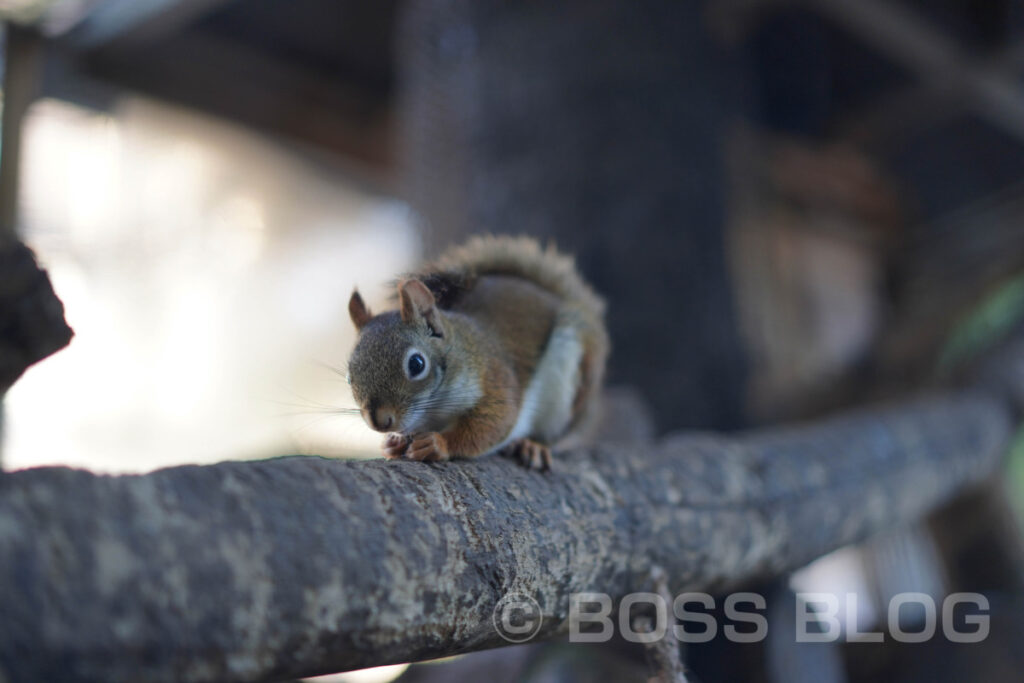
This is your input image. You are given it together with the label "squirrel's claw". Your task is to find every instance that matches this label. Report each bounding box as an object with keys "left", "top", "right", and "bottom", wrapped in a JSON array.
[
  {"left": 382, "top": 433, "right": 411, "bottom": 459},
  {"left": 407, "top": 432, "right": 451, "bottom": 462},
  {"left": 503, "top": 439, "right": 552, "bottom": 471}
]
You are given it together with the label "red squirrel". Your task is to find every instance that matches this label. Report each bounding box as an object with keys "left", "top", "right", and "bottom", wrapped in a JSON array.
[{"left": 346, "top": 235, "right": 609, "bottom": 470}]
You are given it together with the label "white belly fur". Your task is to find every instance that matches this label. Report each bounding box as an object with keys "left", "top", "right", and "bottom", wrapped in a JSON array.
[{"left": 494, "top": 321, "right": 582, "bottom": 452}]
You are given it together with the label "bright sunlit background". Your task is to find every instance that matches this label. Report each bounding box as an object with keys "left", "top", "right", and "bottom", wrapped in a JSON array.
[{"left": 4, "top": 95, "right": 419, "bottom": 472}]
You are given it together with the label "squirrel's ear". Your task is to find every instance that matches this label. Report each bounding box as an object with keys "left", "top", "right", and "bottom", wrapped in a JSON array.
[
  {"left": 399, "top": 279, "right": 444, "bottom": 337},
  {"left": 348, "top": 290, "right": 372, "bottom": 330}
]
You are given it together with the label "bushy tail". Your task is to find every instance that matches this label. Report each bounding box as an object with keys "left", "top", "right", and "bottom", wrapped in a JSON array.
[
  {"left": 411, "top": 234, "right": 606, "bottom": 317},
  {"left": 415, "top": 234, "right": 609, "bottom": 444}
]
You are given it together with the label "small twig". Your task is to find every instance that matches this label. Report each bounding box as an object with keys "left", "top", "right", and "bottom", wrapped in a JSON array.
[{"left": 634, "top": 566, "right": 689, "bottom": 683}]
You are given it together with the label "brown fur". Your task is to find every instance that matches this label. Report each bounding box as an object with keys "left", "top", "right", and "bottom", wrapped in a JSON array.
[{"left": 347, "top": 235, "right": 609, "bottom": 467}]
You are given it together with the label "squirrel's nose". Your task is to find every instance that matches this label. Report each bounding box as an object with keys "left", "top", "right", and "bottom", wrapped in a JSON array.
[{"left": 368, "top": 406, "right": 395, "bottom": 432}]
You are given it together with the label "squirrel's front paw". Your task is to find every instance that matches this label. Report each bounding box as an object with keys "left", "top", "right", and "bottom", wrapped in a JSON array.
[
  {"left": 407, "top": 432, "right": 450, "bottom": 462},
  {"left": 382, "top": 433, "right": 411, "bottom": 459}
]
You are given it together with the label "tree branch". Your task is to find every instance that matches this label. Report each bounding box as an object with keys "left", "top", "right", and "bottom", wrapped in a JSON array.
[{"left": 0, "top": 389, "right": 1012, "bottom": 682}]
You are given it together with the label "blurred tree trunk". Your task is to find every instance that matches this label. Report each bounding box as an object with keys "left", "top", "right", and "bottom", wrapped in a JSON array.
[{"left": 398, "top": 0, "right": 749, "bottom": 432}]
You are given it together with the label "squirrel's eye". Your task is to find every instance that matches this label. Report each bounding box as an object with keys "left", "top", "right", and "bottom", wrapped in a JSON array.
[{"left": 406, "top": 352, "right": 427, "bottom": 379}]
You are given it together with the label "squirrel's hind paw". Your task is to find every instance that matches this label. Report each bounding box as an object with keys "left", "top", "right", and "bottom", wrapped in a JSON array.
[{"left": 503, "top": 439, "right": 552, "bottom": 471}]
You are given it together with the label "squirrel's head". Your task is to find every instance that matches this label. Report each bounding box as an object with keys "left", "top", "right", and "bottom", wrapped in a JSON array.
[{"left": 346, "top": 279, "right": 448, "bottom": 435}]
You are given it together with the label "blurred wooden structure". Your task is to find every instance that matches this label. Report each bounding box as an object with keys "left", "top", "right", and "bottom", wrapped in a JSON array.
[{"left": 5, "top": 0, "right": 401, "bottom": 183}]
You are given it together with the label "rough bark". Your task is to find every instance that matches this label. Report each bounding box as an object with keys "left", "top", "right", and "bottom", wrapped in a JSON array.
[{"left": 0, "top": 391, "right": 1011, "bottom": 683}]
